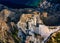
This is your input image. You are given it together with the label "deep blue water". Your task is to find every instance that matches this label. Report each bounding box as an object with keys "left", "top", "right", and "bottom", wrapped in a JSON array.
[{"left": 0, "top": 0, "right": 41, "bottom": 8}]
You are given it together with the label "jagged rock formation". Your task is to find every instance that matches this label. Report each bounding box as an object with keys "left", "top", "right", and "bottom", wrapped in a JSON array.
[
  {"left": 0, "top": 9, "right": 20, "bottom": 43},
  {"left": 17, "top": 9, "right": 60, "bottom": 43},
  {"left": 17, "top": 10, "right": 40, "bottom": 30},
  {"left": 0, "top": 19, "right": 15, "bottom": 43},
  {"left": 0, "top": 1, "right": 60, "bottom": 43}
]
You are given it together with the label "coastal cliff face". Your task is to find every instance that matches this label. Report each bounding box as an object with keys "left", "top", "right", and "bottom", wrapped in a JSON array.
[
  {"left": 0, "top": 9, "right": 60, "bottom": 43},
  {"left": 0, "top": 0, "right": 60, "bottom": 43},
  {"left": 0, "top": 9, "right": 21, "bottom": 43}
]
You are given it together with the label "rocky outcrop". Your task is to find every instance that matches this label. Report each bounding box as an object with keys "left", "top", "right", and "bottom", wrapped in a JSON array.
[
  {"left": 46, "top": 30, "right": 60, "bottom": 43},
  {"left": 0, "top": 9, "right": 21, "bottom": 43},
  {"left": 0, "top": 2, "right": 60, "bottom": 43},
  {"left": 0, "top": 19, "right": 15, "bottom": 43}
]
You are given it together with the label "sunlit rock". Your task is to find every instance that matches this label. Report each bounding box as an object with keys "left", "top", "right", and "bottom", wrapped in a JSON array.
[
  {"left": 46, "top": 30, "right": 60, "bottom": 43},
  {"left": 0, "top": 19, "right": 15, "bottom": 43}
]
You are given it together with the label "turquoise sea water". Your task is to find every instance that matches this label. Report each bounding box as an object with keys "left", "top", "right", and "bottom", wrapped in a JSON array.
[
  {"left": 26, "top": 0, "right": 42, "bottom": 7},
  {"left": 0, "top": 0, "right": 43, "bottom": 8}
]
